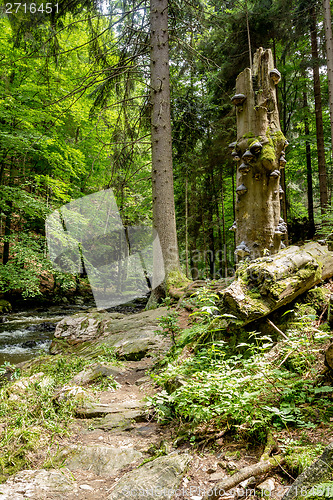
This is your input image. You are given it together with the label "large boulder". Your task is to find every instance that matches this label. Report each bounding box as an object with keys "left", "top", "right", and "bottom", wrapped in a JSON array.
[
  {"left": 282, "top": 442, "right": 333, "bottom": 500},
  {"left": 108, "top": 453, "right": 192, "bottom": 499},
  {"left": 51, "top": 307, "right": 169, "bottom": 360}
]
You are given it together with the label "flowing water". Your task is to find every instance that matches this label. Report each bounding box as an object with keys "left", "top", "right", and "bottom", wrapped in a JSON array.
[
  {"left": 0, "top": 304, "right": 93, "bottom": 365},
  {"left": 0, "top": 298, "right": 148, "bottom": 366}
]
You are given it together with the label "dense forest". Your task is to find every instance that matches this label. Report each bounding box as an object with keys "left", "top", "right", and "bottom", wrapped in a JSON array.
[
  {"left": 1, "top": 1, "right": 333, "bottom": 498},
  {"left": 0, "top": 0, "right": 332, "bottom": 303}
]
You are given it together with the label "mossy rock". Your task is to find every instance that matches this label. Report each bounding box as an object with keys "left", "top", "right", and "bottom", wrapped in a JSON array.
[
  {"left": 0, "top": 300, "right": 11, "bottom": 314},
  {"left": 303, "top": 287, "right": 330, "bottom": 313}
]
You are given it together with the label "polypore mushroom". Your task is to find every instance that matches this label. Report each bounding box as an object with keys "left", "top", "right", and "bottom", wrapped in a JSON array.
[
  {"left": 270, "top": 69, "right": 281, "bottom": 85},
  {"left": 238, "top": 163, "right": 250, "bottom": 174},
  {"left": 270, "top": 169, "right": 280, "bottom": 178},
  {"left": 279, "top": 155, "right": 287, "bottom": 168},
  {"left": 235, "top": 241, "right": 251, "bottom": 258},
  {"left": 236, "top": 184, "right": 247, "bottom": 195},
  {"left": 228, "top": 142, "right": 237, "bottom": 149},
  {"left": 279, "top": 185, "right": 284, "bottom": 199},
  {"left": 249, "top": 141, "right": 263, "bottom": 155},
  {"left": 242, "top": 150, "right": 255, "bottom": 164},
  {"left": 276, "top": 218, "right": 287, "bottom": 233},
  {"left": 229, "top": 221, "right": 237, "bottom": 232},
  {"left": 231, "top": 93, "right": 246, "bottom": 106},
  {"left": 231, "top": 151, "right": 240, "bottom": 161}
]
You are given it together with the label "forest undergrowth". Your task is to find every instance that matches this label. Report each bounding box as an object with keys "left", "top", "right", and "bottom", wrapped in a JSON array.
[
  {"left": 148, "top": 284, "right": 333, "bottom": 465},
  {"left": 0, "top": 283, "right": 332, "bottom": 484}
]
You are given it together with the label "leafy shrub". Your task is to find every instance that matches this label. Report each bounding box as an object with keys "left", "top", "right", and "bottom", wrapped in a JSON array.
[{"left": 148, "top": 289, "right": 333, "bottom": 440}]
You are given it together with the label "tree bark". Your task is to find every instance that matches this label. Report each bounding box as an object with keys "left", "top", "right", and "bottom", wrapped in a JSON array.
[
  {"left": 219, "top": 242, "right": 333, "bottom": 326},
  {"left": 303, "top": 90, "right": 315, "bottom": 237},
  {"left": 150, "top": 0, "right": 181, "bottom": 287},
  {"left": 185, "top": 174, "right": 189, "bottom": 278},
  {"left": 310, "top": 7, "right": 329, "bottom": 212},
  {"left": 230, "top": 48, "right": 287, "bottom": 261},
  {"left": 323, "top": 0, "right": 333, "bottom": 162}
]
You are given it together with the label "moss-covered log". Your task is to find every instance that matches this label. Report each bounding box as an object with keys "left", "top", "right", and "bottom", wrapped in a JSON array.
[{"left": 219, "top": 242, "right": 333, "bottom": 326}]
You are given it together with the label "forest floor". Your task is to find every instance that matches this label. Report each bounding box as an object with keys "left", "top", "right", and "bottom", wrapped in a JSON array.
[
  {"left": 0, "top": 282, "right": 333, "bottom": 499},
  {"left": 8, "top": 346, "right": 332, "bottom": 500}
]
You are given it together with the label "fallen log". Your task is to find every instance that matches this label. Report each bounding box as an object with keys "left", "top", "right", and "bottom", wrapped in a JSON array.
[
  {"left": 219, "top": 242, "right": 333, "bottom": 326},
  {"left": 203, "top": 433, "right": 284, "bottom": 500}
]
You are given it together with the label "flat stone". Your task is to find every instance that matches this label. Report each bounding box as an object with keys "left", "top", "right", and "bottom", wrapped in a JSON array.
[
  {"left": 54, "top": 384, "right": 89, "bottom": 403},
  {"left": 257, "top": 478, "right": 275, "bottom": 493},
  {"left": 71, "top": 363, "right": 125, "bottom": 386},
  {"left": 135, "top": 375, "right": 151, "bottom": 386},
  {"left": 0, "top": 469, "right": 78, "bottom": 499},
  {"left": 208, "top": 471, "right": 228, "bottom": 481},
  {"left": 61, "top": 444, "right": 142, "bottom": 476},
  {"left": 76, "top": 400, "right": 146, "bottom": 418},
  {"left": 132, "top": 423, "right": 159, "bottom": 437},
  {"left": 96, "top": 409, "right": 145, "bottom": 430},
  {"left": 108, "top": 453, "right": 192, "bottom": 499}
]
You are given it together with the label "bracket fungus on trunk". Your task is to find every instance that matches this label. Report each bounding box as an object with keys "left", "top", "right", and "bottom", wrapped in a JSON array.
[
  {"left": 270, "top": 169, "right": 281, "bottom": 178},
  {"left": 229, "top": 47, "right": 288, "bottom": 261},
  {"left": 231, "top": 93, "right": 247, "bottom": 106},
  {"left": 239, "top": 163, "right": 251, "bottom": 174},
  {"left": 236, "top": 183, "right": 248, "bottom": 195},
  {"left": 269, "top": 68, "right": 281, "bottom": 84}
]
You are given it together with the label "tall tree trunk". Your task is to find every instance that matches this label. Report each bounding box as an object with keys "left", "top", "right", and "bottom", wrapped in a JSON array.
[
  {"left": 220, "top": 178, "right": 227, "bottom": 279},
  {"left": 185, "top": 173, "right": 189, "bottom": 278},
  {"left": 280, "top": 52, "right": 288, "bottom": 245},
  {"left": 323, "top": 0, "right": 333, "bottom": 161},
  {"left": 150, "top": 0, "right": 181, "bottom": 288},
  {"left": 303, "top": 90, "right": 315, "bottom": 237},
  {"left": 2, "top": 208, "right": 11, "bottom": 266},
  {"left": 310, "top": 7, "right": 329, "bottom": 212}
]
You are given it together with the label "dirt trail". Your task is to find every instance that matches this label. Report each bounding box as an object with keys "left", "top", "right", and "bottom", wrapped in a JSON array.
[{"left": 46, "top": 356, "right": 290, "bottom": 500}]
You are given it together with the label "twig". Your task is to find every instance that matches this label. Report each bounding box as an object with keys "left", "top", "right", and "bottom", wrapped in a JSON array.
[{"left": 267, "top": 318, "right": 289, "bottom": 340}]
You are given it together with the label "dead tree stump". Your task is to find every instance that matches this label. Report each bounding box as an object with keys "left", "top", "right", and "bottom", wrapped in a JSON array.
[{"left": 229, "top": 47, "right": 287, "bottom": 261}]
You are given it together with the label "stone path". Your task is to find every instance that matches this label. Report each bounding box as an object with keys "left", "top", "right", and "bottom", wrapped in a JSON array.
[{"left": 0, "top": 306, "right": 291, "bottom": 500}]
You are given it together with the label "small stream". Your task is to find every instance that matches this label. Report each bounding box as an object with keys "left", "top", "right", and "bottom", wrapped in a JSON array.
[
  {"left": 0, "top": 298, "right": 148, "bottom": 366},
  {"left": 0, "top": 305, "right": 92, "bottom": 365}
]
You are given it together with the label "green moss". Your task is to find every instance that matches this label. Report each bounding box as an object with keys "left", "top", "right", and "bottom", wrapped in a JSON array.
[
  {"left": 260, "top": 143, "right": 275, "bottom": 163},
  {"left": 267, "top": 280, "right": 286, "bottom": 299},
  {"left": 271, "top": 129, "right": 285, "bottom": 146},
  {"left": 304, "top": 287, "right": 330, "bottom": 312},
  {"left": 165, "top": 269, "right": 190, "bottom": 291},
  {"left": 80, "top": 319, "right": 89, "bottom": 330},
  {"left": 0, "top": 300, "right": 11, "bottom": 314},
  {"left": 285, "top": 444, "right": 325, "bottom": 476},
  {"left": 247, "top": 287, "right": 262, "bottom": 300}
]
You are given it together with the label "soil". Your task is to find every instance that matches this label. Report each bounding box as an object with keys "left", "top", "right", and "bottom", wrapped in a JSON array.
[{"left": 27, "top": 352, "right": 333, "bottom": 500}]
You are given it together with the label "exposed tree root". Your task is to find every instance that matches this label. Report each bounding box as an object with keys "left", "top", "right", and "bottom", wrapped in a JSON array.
[{"left": 203, "top": 433, "right": 285, "bottom": 500}]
